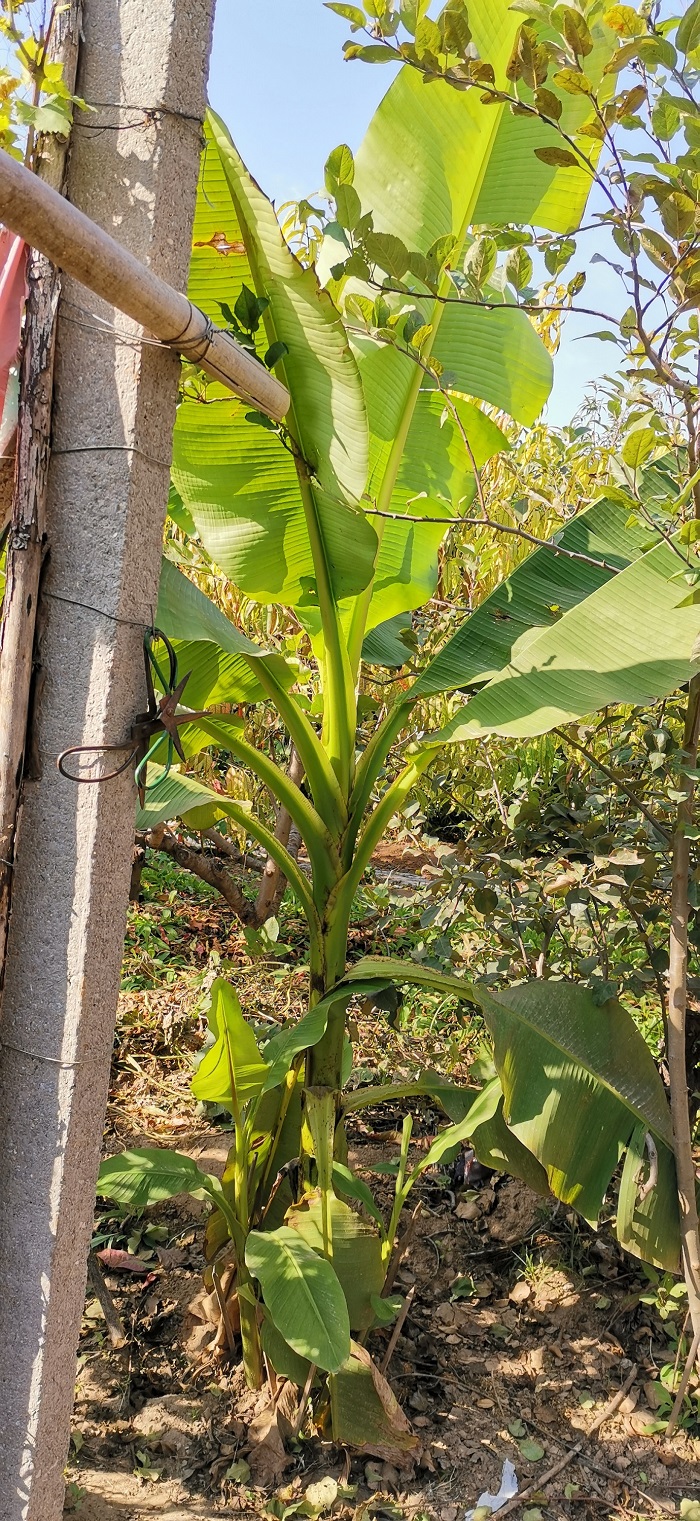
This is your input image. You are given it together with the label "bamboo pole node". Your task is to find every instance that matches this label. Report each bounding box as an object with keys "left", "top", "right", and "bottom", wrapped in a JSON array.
[{"left": 0, "top": 146, "right": 290, "bottom": 421}]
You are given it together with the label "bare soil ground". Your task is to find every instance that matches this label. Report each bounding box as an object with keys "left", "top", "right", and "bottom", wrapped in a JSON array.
[{"left": 64, "top": 874, "right": 700, "bottom": 1521}]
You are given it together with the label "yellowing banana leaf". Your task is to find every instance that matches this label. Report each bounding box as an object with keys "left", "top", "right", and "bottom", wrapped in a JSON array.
[
  {"left": 410, "top": 497, "right": 655, "bottom": 700},
  {"left": 173, "top": 114, "right": 376, "bottom": 609},
  {"left": 284, "top": 1192, "right": 385, "bottom": 1332},
  {"left": 343, "top": 959, "right": 678, "bottom": 1267},
  {"left": 437, "top": 537, "right": 700, "bottom": 741},
  {"left": 329, "top": 1341, "right": 419, "bottom": 1457}
]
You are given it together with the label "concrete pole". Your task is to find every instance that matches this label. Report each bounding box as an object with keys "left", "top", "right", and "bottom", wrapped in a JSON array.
[{"left": 0, "top": 2, "right": 216, "bottom": 1517}]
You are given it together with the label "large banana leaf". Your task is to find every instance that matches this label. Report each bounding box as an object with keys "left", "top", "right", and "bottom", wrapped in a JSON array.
[
  {"left": 470, "top": 12, "right": 615, "bottom": 230},
  {"left": 409, "top": 498, "right": 655, "bottom": 701},
  {"left": 358, "top": 388, "right": 508, "bottom": 636},
  {"left": 350, "top": 0, "right": 608, "bottom": 439},
  {"left": 437, "top": 537, "right": 700, "bottom": 741},
  {"left": 354, "top": 3, "right": 608, "bottom": 251},
  {"left": 344, "top": 958, "right": 678, "bottom": 1269},
  {"left": 326, "top": 0, "right": 607, "bottom": 666},
  {"left": 172, "top": 113, "right": 376, "bottom": 609},
  {"left": 298, "top": 391, "right": 509, "bottom": 654}
]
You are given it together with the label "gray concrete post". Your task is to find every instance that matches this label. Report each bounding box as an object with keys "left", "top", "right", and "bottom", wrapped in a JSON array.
[{"left": 0, "top": 2, "right": 215, "bottom": 1516}]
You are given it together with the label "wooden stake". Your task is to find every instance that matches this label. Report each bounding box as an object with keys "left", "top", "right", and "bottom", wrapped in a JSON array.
[
  {"left": 380, "top": 1282, "right": 415, "bottom": 1375},
  {"left": 0, "top": 2, "right": 82, "bottom": 990},
  {"left": 0, "top": 146, "right": 289, "bottom": 421}
]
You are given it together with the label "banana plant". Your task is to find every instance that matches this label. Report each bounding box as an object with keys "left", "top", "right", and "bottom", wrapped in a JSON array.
[{"left": 110, "top": 0, "right": 700, "bottom": 1425}]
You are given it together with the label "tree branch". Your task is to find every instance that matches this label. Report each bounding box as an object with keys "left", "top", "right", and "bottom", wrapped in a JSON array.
[{"left": 138, "top": 825, "right": 259, "bottom": 926}]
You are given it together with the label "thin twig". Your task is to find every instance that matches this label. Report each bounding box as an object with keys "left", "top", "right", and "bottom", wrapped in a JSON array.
[
  {"left": 667, "top": 1326, "right": 700, "bottom": 1437},
  {"left": 290, "top": 1360, "right": 316, "bottom": 1440},
  {"left": 554, "top": 728, "right": 672, "bottom": 846},
  {"left": 87, "top": 1252, "right": 127, "bottom": 1350},
  {"left": 380, "top": 1284, "right": 416, "bottom": 1377},
  {"left": 495, "top": 1364, "right": 638, "bottom": 1519},
  {"left": 362, "top": 506, "right": 618, "bottom": 573}
]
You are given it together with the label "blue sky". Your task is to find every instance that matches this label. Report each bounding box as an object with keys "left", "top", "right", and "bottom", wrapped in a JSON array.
[{"left": 208, "top": 1, "right": 620, "bottom": 427}]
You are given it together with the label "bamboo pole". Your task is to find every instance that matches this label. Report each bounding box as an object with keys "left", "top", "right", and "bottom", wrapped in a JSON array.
[{"left": 0, "top": 146, "right": 290, "bottom": 421}]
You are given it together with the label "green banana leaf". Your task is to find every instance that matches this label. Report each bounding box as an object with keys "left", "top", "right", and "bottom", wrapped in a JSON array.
[
  {"left": 172, "top": 113, "right": 376, "bottom": 609},
  {"left": 136, "top": 764, "right": 229, "bottom": 832},
  {"left": 617, "top": 1121, "right": 680, "bottom": 1274},
  {"left": 190, "top": 978, "right": 269, "bottom": 1110},
  {"left": 362, "top": 612, "right": 414, "bottom": 669},
  {"left": 409, "top": 497, "right": 656, "bottom": 700},
  {"left": 349, "top": 0, "right": 608, "bottom": 446},
  {"left": 157, "top": 715, "right": 245, "bottom": 763},
  {"left": 356, "top": 392, "right": 508, "bottom": 638},
  {"left": 157, "top": 558, "right": 293, "bottom": 708},
  {"left": 437, "top": 536, "right": 700, "bottom": 741},
  {"left": 135, "top": 764, "right": 318, "bottom": 923},
  {"left": 354, "top": 4, "right": 608, "bottom": 252},
  {"left": 470, "top": 12, "right": 615, "bottom": 231},
  {"left": 437, "top": 1075, "right": 550, "bottom": 1196},
  {"left": 325, "top": 0, "right": 608, "bottom": 663},
  {"left": 284, "top": 1193, "right": 385, "bottom": 1332},
  {"left": 97, "top": 1148, "right": 216, "bottom": 1209},
  {"left": 343, "top": 958, "right": 678, "bottom": 1269},
  {"left": 245, "top": 1227, "right": 351, "bottom": 1373}
]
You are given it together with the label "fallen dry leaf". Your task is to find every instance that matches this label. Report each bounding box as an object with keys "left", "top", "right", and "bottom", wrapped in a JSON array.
[
  {"left": 96, "top": 1248, "right": 153, "bottom": 1275},
  {"left": 246, "top": 1402, "right": 291, "bottom": 1486}
]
